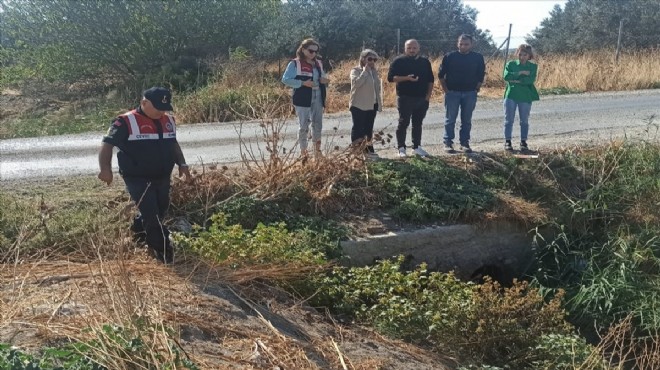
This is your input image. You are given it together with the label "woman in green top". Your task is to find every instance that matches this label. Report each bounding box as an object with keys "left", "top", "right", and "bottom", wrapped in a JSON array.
[{"left": 503, "top": 44, "right": 539, "bottom": 151}]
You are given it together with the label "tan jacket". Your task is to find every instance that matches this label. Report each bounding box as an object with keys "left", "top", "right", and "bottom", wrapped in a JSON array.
[{"left": 349, "top": 66, "right": 383, "bottom": 112}]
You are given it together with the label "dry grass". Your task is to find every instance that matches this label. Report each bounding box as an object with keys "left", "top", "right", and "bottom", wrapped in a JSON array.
[
  {"left": 0, "top": 256, "right": 450, "bottom": 369},
  {"left": 579, "top": 315, "right": 660, "bottom": 370},
  {"left": 320, "top": 49, "right": 660, "bottom": 115},
  {"left": 171, "top": 98, "right": 376, "bottom": 218},
  {"left": 175, "top": 49, "right": 660, "bottom": 124},
  {"left": 486, "top": 192, "right": 549, "bottom": 226}
]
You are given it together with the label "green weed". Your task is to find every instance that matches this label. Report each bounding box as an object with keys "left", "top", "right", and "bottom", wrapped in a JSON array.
[
  {"left": 368, "top": 157, "right": 495, "bottom": 221},
  {"left": 0, "top": 343, "right": 104, "bottom": 370},
  {"left": 173, "top": 214, "right": 331, "bottom": 268},
  {"left": 531, "top": 139, "right": 660, "bottom": 337},
  {"left": 0, "top": 321, "right": 199, "bottom": 370},
  {"left": 311, "top": 256, "right": 585, "bottom": 369}
]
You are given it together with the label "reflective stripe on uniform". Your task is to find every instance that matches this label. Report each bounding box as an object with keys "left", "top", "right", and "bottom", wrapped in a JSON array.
[{"left": 125, "top": 112, "right": 176, "bottom": 141}]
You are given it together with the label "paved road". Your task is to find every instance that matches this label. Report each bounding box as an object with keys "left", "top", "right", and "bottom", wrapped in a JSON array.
[{"left": 1, "top": 89, "right": 658, "bottom": 180}]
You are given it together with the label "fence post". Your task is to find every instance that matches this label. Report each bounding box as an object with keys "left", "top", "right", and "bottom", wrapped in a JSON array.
[
  {"left": 502, "top": 23, "right": 513, "bottom": 75},
  {"left": 615, "top": 19, "right": 623, "bottom": 63}
]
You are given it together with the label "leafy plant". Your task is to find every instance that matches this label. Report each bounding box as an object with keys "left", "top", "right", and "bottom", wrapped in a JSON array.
[
  {"left": 0, "top": 342, "right": 104, "bottom": 370},
  {"left": 173, "top": 213, "right": 329, "bottom": 268},
  {"left": 311, "top": 257, "right": 579, "bottom": 368},
  {"left": 78, "top": 323, "right": 199, "bottom": 370},
  {"left": 531, "top": 140, "right": 660, "bottom": 341},
  {"left": 368, "top": 158, "right": 495, "bottom": 222}
]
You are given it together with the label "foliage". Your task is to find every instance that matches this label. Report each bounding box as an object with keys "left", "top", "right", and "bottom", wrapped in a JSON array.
[
  {"left": 463, "top": 279, "right": 574, "bottom": 367},
  {"left": 311, "top": 257, "right": 584, "bottom": 369},
  {"left": 256, "top": 0, "right": 494, "bottom": 62},
  {"left": 528, "top": 0, "right": 660, "bottom": 53},
  {"left": 0, "top": 343, "right": 104, "bottom": 370},
  {"left": 0, "top": 192, "right": 121, "bottom": 259},
  {"left": 1, "top": 0, "right": 493, "bottom": 92},
  {"left": 0, "top": 320, "right": 199, "bottom": 370},
  {"left": 531, "top": 333, "right": 595, "bottom": 369},
  {"left": 367, "top": 157, "right": 495, "bottom": 221},
  {"left": 176, "top": 82, "right": 289, "bottom": 124},
  {"left": 531, "top": 140, "right": 660, "bottom": 335},
  {"left": 0, "top": 105, "right": 118, "bottom": 139},
  {"left": 173, "top": 214, "right": 331, "bottom": 268},
  {"left": 78, "top": 323, "right": 199, "bottom": 370},
  {"left": 0, "top": 0, "right": 279, "bottom": 89},
  {"left": 213, "top": 196, "right": 346, "bottom": 259}
]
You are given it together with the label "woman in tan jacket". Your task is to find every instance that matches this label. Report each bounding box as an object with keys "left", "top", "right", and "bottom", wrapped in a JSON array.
[{"left": 349, "top": 49, "right": 383, "bottom": 157}]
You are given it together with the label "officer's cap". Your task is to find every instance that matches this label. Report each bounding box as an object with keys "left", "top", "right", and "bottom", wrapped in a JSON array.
[{"left": 143, "top": 87, "right": 173, "bottom": 111}]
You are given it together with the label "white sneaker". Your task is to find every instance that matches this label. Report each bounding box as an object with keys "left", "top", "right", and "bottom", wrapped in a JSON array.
[
  {"left": 398, "top": 147, "right": 407, "bottom": 158},
  {"left": 413, "top": 147, "right": 429, "bottom": 157}
]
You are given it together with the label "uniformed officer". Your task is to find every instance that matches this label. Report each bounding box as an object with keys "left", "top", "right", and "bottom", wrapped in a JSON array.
[{"left": 98, "top": 86, "right": 191, "bottom": 264}]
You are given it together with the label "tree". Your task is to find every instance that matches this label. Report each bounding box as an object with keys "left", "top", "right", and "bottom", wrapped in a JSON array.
[
  {"left": 0, "top": 0, "right": 278, "bottom": 84},
  {"left": 256, "top": 0, "right": 494, "bottom": 64},
  {"left": 528, "top": 0, "right": 660, "bottom": 53}
]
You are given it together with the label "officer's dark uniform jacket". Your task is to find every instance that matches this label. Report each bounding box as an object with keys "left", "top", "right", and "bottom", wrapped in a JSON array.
[
  {"left": 102, "top": 108, "right": 178, "bottom": 179},
  {"left": 291, "top": 58, "right": 327, "bottom": 108}
]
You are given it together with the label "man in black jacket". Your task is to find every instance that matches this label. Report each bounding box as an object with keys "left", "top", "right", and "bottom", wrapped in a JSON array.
[
  {"left": 388, "top": 39, "right": 434, "bottom": 158},
  {"left": 98, "top": 87, "right": 191, "bottom": 264}
]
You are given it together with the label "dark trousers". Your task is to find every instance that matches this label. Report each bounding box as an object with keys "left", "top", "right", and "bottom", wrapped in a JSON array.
[
  {"left": 124, "top": 176, "right": 171, "bottom": 257},
  {"left": 396, "top": 95, "right": 429, "bottom": 149},
  {"left": 350, "top": 104, "right": 378, "bottom": 153}
]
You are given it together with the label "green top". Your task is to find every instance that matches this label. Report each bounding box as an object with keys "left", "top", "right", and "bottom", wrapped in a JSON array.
[{"left": 503, "top": 60, "right": 539, "bottom": 103}]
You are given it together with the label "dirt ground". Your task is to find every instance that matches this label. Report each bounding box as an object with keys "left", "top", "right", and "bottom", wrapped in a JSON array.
[
  {"left": 0, "top": 257, "right": 452, "bottom": 369},
  {"left": 0, "top": 169, "right": 457, "bottom": 369}
]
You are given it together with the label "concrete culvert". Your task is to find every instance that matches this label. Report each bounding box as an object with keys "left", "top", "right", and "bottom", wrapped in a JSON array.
[
  {"left": 341, "top": 222, "right": 535, "bottom": 281},
  {"left": 470, "top": 264, "right": 514, "bottom": 286}
]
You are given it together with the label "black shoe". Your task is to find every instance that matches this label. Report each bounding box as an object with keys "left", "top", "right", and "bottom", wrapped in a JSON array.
[
  {"left": 444, "top": 142, "right": 455, "bottom": 153},
  {"left": 130, "top": 216, "right": 146, "bottom": 244},
  {"left": 150, "top": 243, "right": 174, "bottom": 264},
  {"left": 132, "top": 231, "right": 147, "bottom": 245},
  {"left": 504, "top": 140, "right": 513, "bottom": 151},
  {"left": 460, "top": 144, "right": 472, "bottom": 153},
  {"left": 520, "top": 141, "right": 529, "bottom": 152}
]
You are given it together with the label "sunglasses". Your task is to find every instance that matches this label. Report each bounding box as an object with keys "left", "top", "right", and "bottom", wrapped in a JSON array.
[
  {"left": 306, "top": 49, "right": 319, "bottom": 54},
  {"left": 367, "top": 57, "right": 378, "bottom": 62}
]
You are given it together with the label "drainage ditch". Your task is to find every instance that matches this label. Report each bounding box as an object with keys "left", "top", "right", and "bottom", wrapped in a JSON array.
[{"left": 340, "top": 221, "right": 535, "bottom": 284}]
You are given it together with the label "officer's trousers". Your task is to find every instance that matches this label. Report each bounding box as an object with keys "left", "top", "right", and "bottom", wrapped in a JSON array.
[{"left": 123, "top": 176, "right": 172, "bottom": 262}]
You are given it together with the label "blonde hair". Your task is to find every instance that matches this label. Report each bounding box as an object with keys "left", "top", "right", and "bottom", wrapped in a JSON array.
[
  {"left": 296, "top": 38, "right": 320, "bottom": 60},
  {"left": 359, "top": 49, "right": 378, "bottom": 67}
]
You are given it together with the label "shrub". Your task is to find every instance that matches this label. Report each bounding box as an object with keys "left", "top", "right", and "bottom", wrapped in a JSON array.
[
  {"left": 311, "top": 257, "right": 580, "bottom": 368},
  {"left": 368, "top": 158, "right": 495, "bottom": 222},
  {"left": 173, "top": 214, "right": 330, "bottom": 268},
  {"left": 532, "top": 141, "right": 660, "bottom": 335}
]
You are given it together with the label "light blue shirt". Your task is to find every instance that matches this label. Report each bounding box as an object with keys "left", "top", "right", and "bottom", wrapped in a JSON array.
[{"left": 281, "top": 60, "right": 321, "bottom": 89}]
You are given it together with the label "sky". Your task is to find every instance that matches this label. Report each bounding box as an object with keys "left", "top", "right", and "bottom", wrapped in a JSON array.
[{"left": 463, "top": 0, "right": 567, "bottom": 47}]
